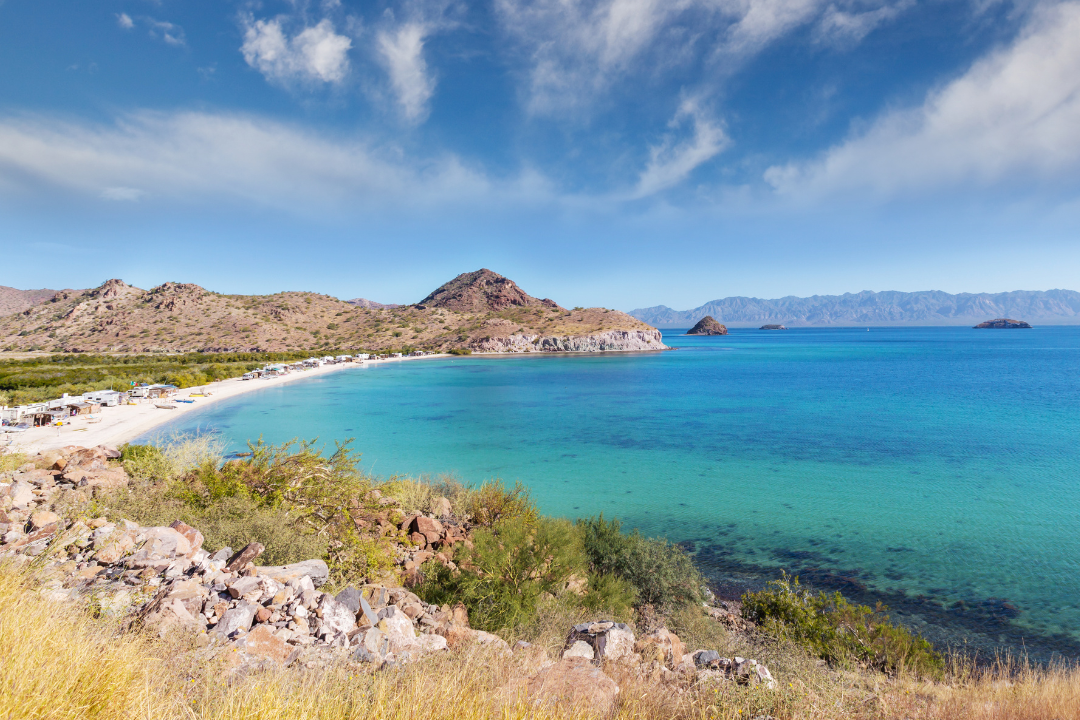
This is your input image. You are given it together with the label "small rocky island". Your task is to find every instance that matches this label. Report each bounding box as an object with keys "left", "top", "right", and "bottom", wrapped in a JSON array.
[
  {"left": 974, "top": 318, "right": 1032, "bottom": 329},
  {"left": 687, "top": 316, "right": 728, "bottom": 335},
  {"left": 760, "top": 324, "right": 787, "bottom": 330}
]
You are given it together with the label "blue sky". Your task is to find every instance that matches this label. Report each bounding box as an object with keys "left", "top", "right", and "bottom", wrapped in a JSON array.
[{"left": 1, "top": 0, "right": 1078, "bottom": 309}]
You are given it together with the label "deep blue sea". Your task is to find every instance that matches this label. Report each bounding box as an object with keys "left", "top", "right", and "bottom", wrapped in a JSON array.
[{"left": 143, "top": 327, "right": 1080, "bottom": 660}]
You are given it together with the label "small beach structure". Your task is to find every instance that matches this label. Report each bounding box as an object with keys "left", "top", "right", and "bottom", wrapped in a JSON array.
[{"left": 82, "top": 390, "right": 124, "bottom": 407}]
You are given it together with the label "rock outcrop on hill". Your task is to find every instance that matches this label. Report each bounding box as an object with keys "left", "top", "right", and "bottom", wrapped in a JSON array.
[
  {"left": 630, "top": 289, "right": 1080, "bottom": 327},
  {"left": 0, "top": 272, "right": 662, "bottom": 354},
  {"left": 973, "top": 318, "right": 1032, "bottom": 328},
  {"left": 471, "top": 329, "right": 666, "bottom": 353},
  {"left": 416, "top": 269, "right": 562, "bottom": 313},
  {"left": 686, "top": 316, "right": 728, "bottom": 335},
  {"left": 346, "top": 298, "right": 401, "bottom": 309}
]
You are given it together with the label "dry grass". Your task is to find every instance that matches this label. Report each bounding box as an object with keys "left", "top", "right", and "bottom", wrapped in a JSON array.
[{"left": 2, "top": 560, "right": 1078, "bottom": 720}]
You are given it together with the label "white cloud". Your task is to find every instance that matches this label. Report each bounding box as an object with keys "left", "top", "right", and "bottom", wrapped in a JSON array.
[
  {"left": 633, "top": 100, "right": 729, "bottom": 197},
  {"left": 241, "top": 16, "right": 352, "bottom": 85},
  {"left": 495, "top": 0, "right": 893, "bottom": 114},
  {"left": 101, "top": 186, "right": 145, "bottom": 201},
  {"left": 0, "top": 111, "right": 490, "bottom": 211},
  {"left": 377, "top": 22, "right": 436, "bottom": 122},
  {"left": 148, "top": 19, "right": 186, "bottom": 47},
  {"left": 116, "top": 13, "right": 134, "bottom": 30},
  {"left": 815, "top": 0, "right": 913, "bottom": 46},
  {"left": 766, "top": 1, "right": 1080, "bottom": 198}
]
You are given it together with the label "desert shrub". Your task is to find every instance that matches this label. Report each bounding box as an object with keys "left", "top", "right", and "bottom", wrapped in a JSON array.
[
  {"left": 463, "top": 480, "right": 536, "bottom": 526},
  {"left": 741, "top": 573, "right": 944, "bottom": 678},
  {"left": 579, "top": 515, "right": 704, "bottom": 610},
  {"left": 667, "top": 603, "right": 731, "bottom": 654},
  {"left": 120, "top": 443, "right": 176, "bottom": 483},
  {"left": 448, "top": 348, "right": 472, "bottom": 355}
]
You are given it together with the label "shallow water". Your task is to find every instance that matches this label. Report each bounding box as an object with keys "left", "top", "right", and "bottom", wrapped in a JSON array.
[{"left": 144, "top": 327, "right": 1080, "bottom": 660}]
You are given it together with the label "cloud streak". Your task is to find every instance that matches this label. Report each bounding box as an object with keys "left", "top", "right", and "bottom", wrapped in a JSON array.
[
  {"left": 633, "top": 100, "right": 729, "bottom": 197},
  {"left": 0, "top": 111, "right": 490, "bottom": 211},
  {"left": 377, "top": 22, "right": 436, "bottom": 122},
  {"left": 766, "top": 1, "right": 1080, "bottom": 198}
]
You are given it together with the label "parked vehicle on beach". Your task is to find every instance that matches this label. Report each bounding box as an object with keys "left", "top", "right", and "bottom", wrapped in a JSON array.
[{"left": 2, "top": 423, "right": 31, "bottom": 433}]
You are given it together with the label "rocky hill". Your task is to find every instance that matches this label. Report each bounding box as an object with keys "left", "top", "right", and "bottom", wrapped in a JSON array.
[
  {"left": 417, "top": 269, "right": 562, "bottom": 312},
  {"left": 345, "top": 298, "right": 401, "bottom": 309},
  {"left": 0, "top": 286, "right": 60, "bottom": 317},
  {"left": 686, "top": 316, "right": 727, "bottom": 335},
  {"left": 630, "top": 289, "right": 1080, "bottom": 327},
  {"left": 0, "top": 271, "right": 663, "bottom": 354}
]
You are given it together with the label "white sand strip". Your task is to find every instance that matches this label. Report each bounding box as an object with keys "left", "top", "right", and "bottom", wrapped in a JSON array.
[{"left": 4, "top": 354, "right": 450, "bottom": 454}]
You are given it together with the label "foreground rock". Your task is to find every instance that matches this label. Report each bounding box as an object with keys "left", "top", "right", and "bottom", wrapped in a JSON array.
[
  {"left": 973, "top": 318, "right": 1032, "bottom": 328},
  {"left": 2, "top": 444, "right": 777, "bottom": 699},
  {"left": 687, "top": 316, "right": 728, "bottom": 335}
]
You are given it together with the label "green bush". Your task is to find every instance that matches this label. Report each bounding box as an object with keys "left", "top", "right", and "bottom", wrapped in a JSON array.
[
  {"left": 448, "top": 348, "right": 472, "bottom": 355},
  {"left": 579, "top": 515, "right": 704, "bottom": 610},
  {"left": 741, "top": 573, "right": 944, "bottom": 678}
]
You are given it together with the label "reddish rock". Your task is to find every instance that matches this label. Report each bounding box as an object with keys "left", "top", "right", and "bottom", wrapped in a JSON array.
[
  {"left": 169, "top": 520, "right": 204, "bottom": 555},
  {"left": 242, "top": 625, "right": 291, "bottom": 663},
  {"left": 525, "top": 657, "right": 620, "bottom": 714},
  {"left": 226, "top": 542, "right": 265, "bottom": 572}
]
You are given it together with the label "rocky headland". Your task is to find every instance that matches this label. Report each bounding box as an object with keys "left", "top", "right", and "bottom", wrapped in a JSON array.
[
  {"left": 759, "top": 324, "right": 786, "bottom": 330},
  {"left": 686, "top": 316, "right": 728, "bottom": 335},
  {"left": 973, "top": 318, "right": 1032, "bottom": 328}
]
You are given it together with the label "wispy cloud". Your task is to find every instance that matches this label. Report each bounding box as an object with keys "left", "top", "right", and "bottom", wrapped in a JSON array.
[
  {"left": 495, "top": 0, "right": 898, "bottom": 116},
  {"left": 814, "top": 0, "right": 914, "bottom": 47},
  {"left": 377, "top": 22, "right": 436, "bottom": 122},
  {"left": 241, "top": 16, "right": 352, "bottom": 85},
  {"left": 633, "top": 99, "right": 729, "bottom": 198},
  {"left": 0, "top": 111, "right": 490, "bottom": 211},
  {"left": 766, "top": 1, "right": 1080, "bottom": 198},
  {"left": 101, "top": 186, "right": 145, "bottom": 201},
  {"left": 116, "top": 13, "right": 134, "bottom": 30},
  {"left": 148, "top": 19, "right": 186, "bottom": 47}
]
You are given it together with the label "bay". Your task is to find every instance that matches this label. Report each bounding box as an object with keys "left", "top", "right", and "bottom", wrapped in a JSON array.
[{"left": 142, "top": 326, "right": 1080, "bottom": 660}]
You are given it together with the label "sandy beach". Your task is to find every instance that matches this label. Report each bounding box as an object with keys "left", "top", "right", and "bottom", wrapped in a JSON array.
[{"left": 3, "top": 354, "right": 450, "bottom": 454}]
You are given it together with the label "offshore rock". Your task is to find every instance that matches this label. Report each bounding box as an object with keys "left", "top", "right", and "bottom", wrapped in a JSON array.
[
  {"left": 973, "top": 318, "right": 1032, "bottom": 328},
  {"left": 687, "top": 316, "right": 728, "bottom": 335},
  {"left": 471, "top": 329, "right": 667, "bottom": 353}
]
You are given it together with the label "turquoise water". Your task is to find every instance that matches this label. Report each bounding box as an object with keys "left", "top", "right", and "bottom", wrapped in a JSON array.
[{"left": 144, "top": 327, "right": 1080, "bottom": 660}]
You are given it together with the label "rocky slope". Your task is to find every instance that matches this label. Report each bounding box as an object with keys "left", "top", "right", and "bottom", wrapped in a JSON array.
[
  {"left": 686, "top": 317, "right": 727, "bottom": 335},
  {"left": 0, "top": 272, "right": 663, "bottom": 354},
  {"left": 631, "top": 289, "right": 1080, "bottom": 327},
  {"left": 0, "top": 286, "right": 61, "bottom": 317},
  {"left": 1, "top": 444, "right": 772, "bottom": 713}
]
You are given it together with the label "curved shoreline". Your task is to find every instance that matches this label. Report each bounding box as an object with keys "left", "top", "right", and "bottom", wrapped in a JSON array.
[{"left": 7, "top": 354, "right": 450, "bottom": 453}]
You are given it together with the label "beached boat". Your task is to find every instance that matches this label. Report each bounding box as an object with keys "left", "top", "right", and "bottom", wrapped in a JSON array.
[{"left": 154, "top": 402, "right": 177, "bottom": 410}]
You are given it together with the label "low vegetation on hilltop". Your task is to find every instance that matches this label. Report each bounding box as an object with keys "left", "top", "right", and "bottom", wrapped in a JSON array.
[{"left": 0, "top": 271, "right": 654, "bottom": 354}]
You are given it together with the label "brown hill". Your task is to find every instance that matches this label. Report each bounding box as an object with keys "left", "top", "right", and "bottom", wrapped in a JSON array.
[
  {"left": 0, "top": 286, "right": 62, "bottom": 317},
  {"left": 0, "top": 272, "right": 659, "bottom": 354},
  {"left": 417, "top": 269, "right": 563, "bottom": 313}
]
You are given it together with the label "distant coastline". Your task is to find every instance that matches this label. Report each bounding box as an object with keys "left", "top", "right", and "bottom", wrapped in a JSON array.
[{"left": 630, "top": 289, "right": 1080, "bottom": 328}]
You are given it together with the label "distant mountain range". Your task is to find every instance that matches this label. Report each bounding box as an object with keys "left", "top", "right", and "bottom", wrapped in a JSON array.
[{"left": 628, "top": 290, "right": 1080, "bottom": 327}]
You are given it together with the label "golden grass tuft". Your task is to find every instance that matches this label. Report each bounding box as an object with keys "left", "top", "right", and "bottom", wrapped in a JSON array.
[{"left": 2, "top": 560, "right": 1079, "bottom": 720}]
